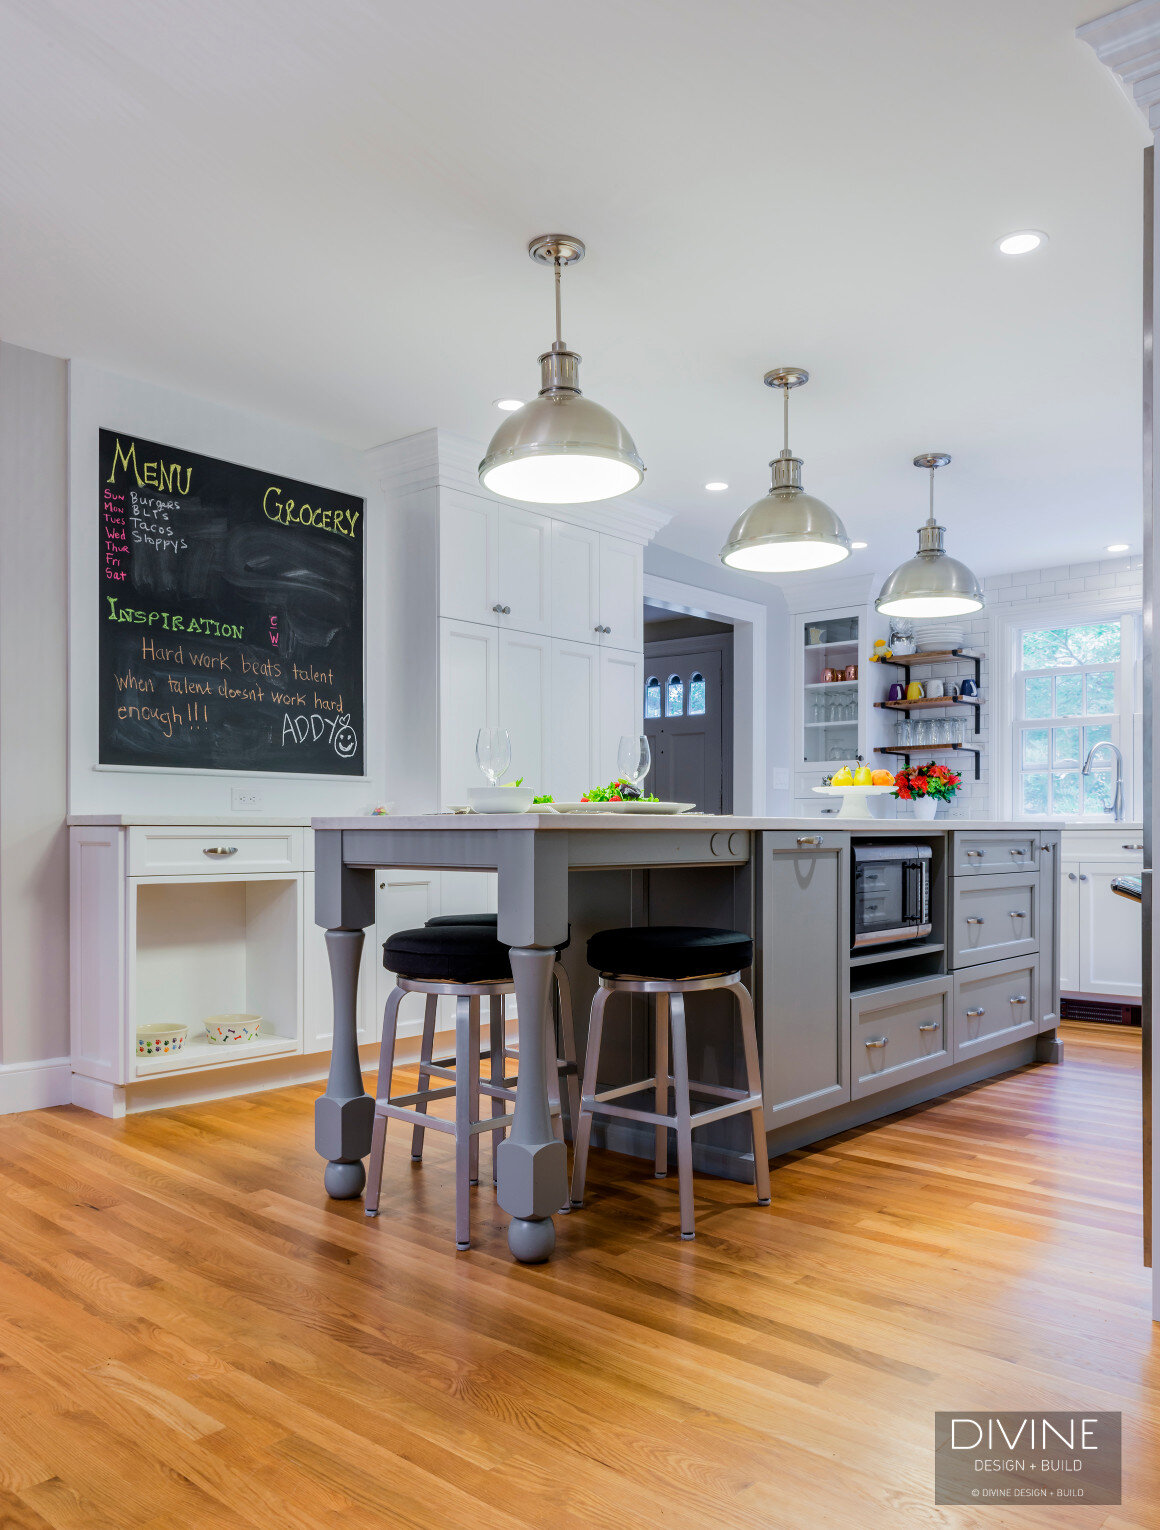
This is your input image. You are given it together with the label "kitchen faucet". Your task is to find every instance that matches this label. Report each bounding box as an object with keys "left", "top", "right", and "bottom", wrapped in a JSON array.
[{"left": 1081, "top": 740, "right": 1124, "bottom": 822}]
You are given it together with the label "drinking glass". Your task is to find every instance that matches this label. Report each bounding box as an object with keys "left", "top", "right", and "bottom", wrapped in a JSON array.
[
  {"left": 475, "top": 727, "right": 511, "bottom": 786},
  {"left": 914, "top": 720, "right": 931, "bottom": 747},
  {"left": 896, "top": 719, "right": 913, "bottom": 747},
  {"left": 617, "top": 734, "right": 652, "bottom": 794}
]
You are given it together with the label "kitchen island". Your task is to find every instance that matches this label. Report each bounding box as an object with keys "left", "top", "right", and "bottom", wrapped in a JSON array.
[{"left": 313, "top": 814, "right": 1061, "bottom": 1261}]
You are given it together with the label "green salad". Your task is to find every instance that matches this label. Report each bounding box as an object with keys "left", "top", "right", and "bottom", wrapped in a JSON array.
[{"left": 581, "top": 777, "right": 659, "bottom": 803}]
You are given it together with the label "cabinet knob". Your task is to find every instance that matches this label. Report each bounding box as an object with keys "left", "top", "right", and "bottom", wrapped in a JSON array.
[
  {"left": 917, "top": 1022, "right": 939, "bottom": 1033},
  {"left": 493, "top": 603, "right": 511, "bottom": 615},
  {"left": 966, "top": 1007, "right": 986, "bottom": 1018},
  {"left": 203, "top": 846, "right": 238, "bottom": 857},
  {"left": 1080, "top": 874, "right": 1089, "bottom": 882},
  {"left": 797, "top": 835, "right": 823, "bottom": 847},
  {"left": 1068, "top": 872, "right": 1078, "bottom": 881},
  {"left": 965, "top": 916, "right": 985, "bottom": 925},
  {"left": 864, "top": 1036, "right": 888, "bottom": 1049},
  {"left": 592, "top": 624, "right": 612, "bottom": 634}
]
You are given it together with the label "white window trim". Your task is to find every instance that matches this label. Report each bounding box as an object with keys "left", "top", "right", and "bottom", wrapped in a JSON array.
[{"left": 993, "top": 596, "right": 1143, "bottom": 822}]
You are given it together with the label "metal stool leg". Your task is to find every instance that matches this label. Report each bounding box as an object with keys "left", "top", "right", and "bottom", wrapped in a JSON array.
[
  {"left": 410, "top": 994, "right": 439, "bottom": 1161},
  {"left": 365, "top": 985, "right": 406, "bottom": 1217},
  {"left": 654, "top": 990, "right": 670, "bottom": 1178},
  {"left": 454, "top": 995, "right": 477, "bottom": 1250},
  {"left": 730, "top": 981, "right": 771, "bottom": 1205},
  {"left": 468, "top": 996, "right": 482, "bottom": 1186},
  {"left": 569, "top": 984, "right": 611, "bottom": 1208},
  {"left": 668, "top": 992, "right": 696, "bottom": 1240},
  {"left": 489, "top": 993, "right": 505, "bottom": 1184},
  {"left": 554, "top": 963, "right": 581, "bottom": 1142}
]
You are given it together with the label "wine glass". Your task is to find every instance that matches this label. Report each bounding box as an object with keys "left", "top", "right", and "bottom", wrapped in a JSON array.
[
  {"left": 475, "top": 727, "right": 511, "bottom": 786},
  {"left": 617, "top": 735, "right": 652, "bottom": 798}
]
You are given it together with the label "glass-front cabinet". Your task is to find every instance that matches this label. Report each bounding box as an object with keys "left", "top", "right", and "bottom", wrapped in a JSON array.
[{"left": 792, "top": 603, "right": 888, "bottom": 814}]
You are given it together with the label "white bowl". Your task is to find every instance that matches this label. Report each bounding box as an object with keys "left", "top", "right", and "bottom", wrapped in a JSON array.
[
  {"left": 137, "top": 1023, "right": 188, "bottom": 1056},
  {"left": 204, "top": 1014, "right": 262, "bottom": 1044},
  {"left": 467, "top": 786, "right": 536, "bottom": 813}
]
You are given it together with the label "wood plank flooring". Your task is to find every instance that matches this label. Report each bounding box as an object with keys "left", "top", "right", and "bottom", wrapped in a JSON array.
[{"left": 0, "top": 1022, "right": 1154, "bottom": 1529}]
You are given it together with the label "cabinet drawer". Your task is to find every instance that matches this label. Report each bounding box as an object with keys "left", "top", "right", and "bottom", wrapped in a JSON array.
[
  {"left": 954, "top": 833, "right": 1040, "bottom": 875},
  {"left": 953, "top": 957, "right": 1038, "bottom": 1061},
  {"left": 128, "top": 827, "right": 304, "bottom": 877},
  {"left": 850, "top": 977, "right": 951, "bottom": 1099},
  {"left": 951, "top": 873, "right": 1038, "bottom": 967}
]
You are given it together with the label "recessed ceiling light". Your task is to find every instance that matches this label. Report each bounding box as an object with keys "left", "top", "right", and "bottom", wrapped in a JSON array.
[
  {"left": 493, "top": 398, "right": 524, "bottom": 412},
  {"left": 851, "top": 541, "right": 868, "bottom": 549},
  {"left": 1106, "top": 542, "right": 1130, "bottom": 552},
  {"left": 997, "top": 230, "right": 1046, "bottom": 256},
  {"left": 704, "top": 481, "right": 729, "bottom": 491}
]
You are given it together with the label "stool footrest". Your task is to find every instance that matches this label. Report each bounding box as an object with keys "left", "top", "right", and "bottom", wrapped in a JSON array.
[
  {"left": 377, "top": 1101, "right": 513, "bottom": 1138},
  {"left": 581, "top": 1090, "right": 764, "bottom": 1132}
]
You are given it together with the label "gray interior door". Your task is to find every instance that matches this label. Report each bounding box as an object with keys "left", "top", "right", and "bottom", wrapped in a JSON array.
[{"left": 642, "top": 634, "right": 733, "bottom": 812}]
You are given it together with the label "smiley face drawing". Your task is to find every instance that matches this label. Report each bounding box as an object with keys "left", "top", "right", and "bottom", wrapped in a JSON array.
[{"left": 332, "top": 714, "right": 358, "bottom": 759}]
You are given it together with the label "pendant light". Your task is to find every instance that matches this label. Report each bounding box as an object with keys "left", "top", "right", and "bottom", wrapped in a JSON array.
[
  {"left": 875, "top": 454, "right": 984, "bottom": 617},
  {"left": 478, "top": 235, "right": 644, "bottom": 504},
  {"left": 719, "top": 368, "right": 851, "bottom": 573}
]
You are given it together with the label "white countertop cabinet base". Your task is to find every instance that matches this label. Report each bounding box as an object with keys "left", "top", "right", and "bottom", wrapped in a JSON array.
[{"left": 1059, "top": 829, "right": 1143, "bottom": 1001}]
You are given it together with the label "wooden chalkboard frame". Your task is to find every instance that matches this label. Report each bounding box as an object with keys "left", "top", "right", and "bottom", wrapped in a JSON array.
[{"left": 97, "top": 429, "right": 367, "bottom": 779}]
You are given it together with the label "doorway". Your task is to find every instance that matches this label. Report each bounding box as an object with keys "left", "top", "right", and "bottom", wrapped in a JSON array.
[{"left": 642, "top": 606, "right": 734, "bottom": 813}]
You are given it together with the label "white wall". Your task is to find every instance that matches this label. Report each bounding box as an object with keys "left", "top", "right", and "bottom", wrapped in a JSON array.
[
  {"left": 0, "top": 344, "right": 70, "bottom": 1065},
  {"left": 68, "top": 362, "right": 387, "bottom": 818}
]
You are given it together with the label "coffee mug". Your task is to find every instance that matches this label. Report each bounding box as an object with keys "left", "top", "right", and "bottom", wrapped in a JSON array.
[
  {"left": 906, "top": 681, "right": 925, "bottom": 701},
  {"left": 960, "top": 676, "right": 978, "bottom": 697},
  {"left": 926, "top": 679, "right": 945, "bottom": 699},
  {"left": 888, "top": 683, "right": 905, "bottom": 702},
  {"left": 844, "top": 664, "right": 858, "bottom": 681},
  {"left": 823, "top": 668, "right": 841, "bottom": 683},
  {"left": 945, "top": 681, "right": 960, "bottom": 699}
]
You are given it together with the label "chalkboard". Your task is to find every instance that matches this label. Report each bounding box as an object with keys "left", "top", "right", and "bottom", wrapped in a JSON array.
[{"left": 98, "top": 429, "right": 365, "bottom": 775}]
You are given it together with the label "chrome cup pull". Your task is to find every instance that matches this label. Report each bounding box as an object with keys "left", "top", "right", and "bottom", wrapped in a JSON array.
[
  {"left": 203, "top": 846, "right": 238, "bottom": 857},
  {"left": 864, "top": 1036, "right": 888, "bottom": 1049}
]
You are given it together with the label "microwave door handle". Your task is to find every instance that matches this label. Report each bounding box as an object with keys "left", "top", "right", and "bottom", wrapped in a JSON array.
[{"left": 905, "top": 860, "right": 921, "bottom": 928}]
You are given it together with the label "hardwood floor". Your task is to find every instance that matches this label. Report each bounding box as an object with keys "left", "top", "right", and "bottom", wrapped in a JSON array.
[{"left": 0, "top": 1022, "right": 1155, "bottom": 1529}]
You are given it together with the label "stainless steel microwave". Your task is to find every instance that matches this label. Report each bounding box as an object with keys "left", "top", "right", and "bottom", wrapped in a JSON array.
[{"left": 852, "top": 842, "right": 933, "bottom": 949}]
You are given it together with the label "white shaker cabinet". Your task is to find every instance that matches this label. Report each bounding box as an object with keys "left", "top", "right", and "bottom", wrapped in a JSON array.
[
  {"left": 438, "top": 488, "right": 552, "bottom": 635},
  {"left": 497, "top": 629, "right": 552, "bottom": 795},
  {"left": 597, "top": 534, "right": 644, "bottom": 651},
  {"left": 549, "top": 640, "right": 601, "bottom": 802},
  {"left": 438, "top": 618, "right": 498, "bottom": 809},
  {"left": 550, "top": 521, "right": 601, "bottom": 643},
  {"left": 599, "top": 648, "right": 646, "bottom": 782},
  {"left": 1059, "top": 830, "right": 1143, "bottom": 1001}
]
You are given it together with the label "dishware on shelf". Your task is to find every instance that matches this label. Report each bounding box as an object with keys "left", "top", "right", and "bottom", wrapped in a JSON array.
[
  {"left": 812, "top": 784, "right": 895, "bottom": 819},
  {"left": 844, "top": 664, "right": 858, "bottom": 681},
  {"left": 888, "top": 683, "right": 905, "bottom": 702},
  {"left": 959, "top": 676, "right": 978, "bottom": 697},
  {"left": 616, "top": 734, "right": 652, "bottom": 797},
  {"left": 823, "top": 667, "right": 842, "bottom": 683},
  {"left": 203, "top": 1014, "right": 262, "bottom": 1045},
  {"left": 906, "top": 681, "right": 925, "bottom": 701},
  {"left": 136, "top": 1023, "right": 188, "bottom": 1057},
  {"left": 914, "top": 719, "right": 932, "bottom": 746},
  {"left": 896, "top": 719, "right": 913, "bottom": 746},
  {"left": 926, "top": 678, "right": 945, "bottom": 699},
  {"left": 475, "top": 727, "right": 511, "bottom": 785},
  {"left": 945, "top": 681, "right": 960, "bottom": 700},
  {"left": 467, "top": 785, "right": 536, "bottom": 813}
]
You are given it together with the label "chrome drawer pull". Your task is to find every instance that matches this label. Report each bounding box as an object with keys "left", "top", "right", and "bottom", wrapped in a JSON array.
[
  {"left": 1008, "top": 909, "right": 1027, "bottom": 918},
  {"left": 1010, "top": 847, "right": 1026, "bottom": 856},
  {"left": 917, "top": 1022, "right": 939, "bottom": 1033},
  {"left": 966, "top": 1007, "right": 986, "bottom": 1017},
  {"left": 864, "top": 1036, "right": 888, "bottom": 1049},
  {"left": 965, "top": 849, "right": 984, "bottom": 858},
  {"left": 1009, "top": 995, "right": 1029, "bottom": 1005},
  {"left": 203, "top": 846, "right": 238, "bottom": 857},
  {"left": 492, "top": 603, "right": 512, "bottom": 615},
  {"left": 1123, "top": 843, "right": 1143, "bottom": 850},
  {"left": 965, "top": 916, "right": 985, "bottom": 925},
  {"left": 797, "top": 835, "right": 823, "bottom": 847}
]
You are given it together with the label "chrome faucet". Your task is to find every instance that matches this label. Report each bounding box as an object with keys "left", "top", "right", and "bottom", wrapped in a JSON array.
[{"left": 1081, "top": 740, "right": 1124, "bottom": 822}]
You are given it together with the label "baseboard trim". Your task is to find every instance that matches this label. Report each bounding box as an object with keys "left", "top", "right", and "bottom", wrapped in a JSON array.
[{"left": 0, "top": 1056, "right": 72, "bottom": 1114}]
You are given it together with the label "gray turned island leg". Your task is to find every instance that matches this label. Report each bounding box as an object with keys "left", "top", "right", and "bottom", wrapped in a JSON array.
[{"left": 313, "top": 830, "right": 376, "bottom": 1199}]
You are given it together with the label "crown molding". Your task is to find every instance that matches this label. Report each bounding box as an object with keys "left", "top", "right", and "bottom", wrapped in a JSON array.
[
  {"left": 781, "top": 569, "right": 880, "bottom": 613},
  {"left": 364, "top": 426, "right": 671, "bottom": 543},
  {"left": 1078, "top": 1, "right": 1160, "bottom": 130}
]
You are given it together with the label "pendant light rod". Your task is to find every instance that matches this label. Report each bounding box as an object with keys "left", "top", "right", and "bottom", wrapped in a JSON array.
[
  {"left": 874, "top": 452, "right": 982, "bottom": 617},
  {"left": 554, "top": 256, "right": 563, "bottom": 348}
]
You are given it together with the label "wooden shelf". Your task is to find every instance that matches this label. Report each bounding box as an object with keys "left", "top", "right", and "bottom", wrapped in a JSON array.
[
  {"left": 875, "top": 745, "right": 979, "bottom": 756},
  {"left": 876, "top": 648, "right": 981, "bottom": 667},
  {"left": 875, "top": 697, "right": 981, "bottom": 711}
]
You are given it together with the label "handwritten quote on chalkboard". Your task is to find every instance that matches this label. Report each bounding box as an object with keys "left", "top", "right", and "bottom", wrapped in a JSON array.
[{"left": 99, "top": 430, "right": 365, "bottom": 775}]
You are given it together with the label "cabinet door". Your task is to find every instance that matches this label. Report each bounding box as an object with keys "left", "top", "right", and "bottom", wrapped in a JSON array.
[
  {"left": 1059, "top": 860, "right": 1082, "bottom": 992},
  {"left": 598, "top": 534, "right": 643, "bottom": 651},
  {"left": 1037, "top": 835, "right": 1061, "bottom": 1030},
  {"left": 438, "top": 489, "right": 494, "bottom": 625},
  {"left": 493, "top": 503, "right": 552, "bottom": 635},
  {"left": 550, "top": 521, "right": 601, "bottom": 643},
  {"left": 599, "top": 648, "right": 644, "bottom": 782},
  {"left": 550, "top": 640, "right": 600, "bottom": 803},
  {"left": 497, "top": 629, "right": 552, "bottom": 797},
  {"left": 438, "top": 619, "right": 498, "bottom": 808},
  {"left": 302, "top": 872, "right": 376, "bottom": 1052},
  {"left": 1079, "top": 860, "right": 1143, "bottom": 999}
]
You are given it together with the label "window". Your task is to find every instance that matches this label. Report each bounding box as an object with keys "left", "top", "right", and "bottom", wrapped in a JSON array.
[
  {"left": 665, "top": 674, "right": 684, "bottom": 716},
  {"left": 644, "top": 676, "right": 661, "bottom": 719},
  {"left": 1013, "top": 619, "right": 1126, "bottom": 817},
  {"left": 688, "top": 672, "right": 706, "bottom": 715}
]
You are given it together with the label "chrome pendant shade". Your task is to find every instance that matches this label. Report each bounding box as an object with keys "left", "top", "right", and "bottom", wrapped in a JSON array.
[
  {"left": 720, "top": 368, "right": 851, "bottom": 573},
  {"left": 479, "top": 235, "right": 644, "bottom": 505},
  {"left": 875, "top": 454, "right": 984, "bottom": 617}
]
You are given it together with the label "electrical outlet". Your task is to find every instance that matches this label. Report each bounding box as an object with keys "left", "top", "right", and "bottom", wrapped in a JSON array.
[{"left": 231, "top": 786, "right": 263, "bottom": 812}]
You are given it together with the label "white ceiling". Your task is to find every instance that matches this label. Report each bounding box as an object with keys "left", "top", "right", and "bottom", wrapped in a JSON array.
[{"left": 0, "top": 0, "right": 1148, "bottom": 582}]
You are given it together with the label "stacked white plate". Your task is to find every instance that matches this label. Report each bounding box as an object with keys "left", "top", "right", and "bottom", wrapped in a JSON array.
[{"left": 912, "top": 622, "right": 966, "bottom": 651}]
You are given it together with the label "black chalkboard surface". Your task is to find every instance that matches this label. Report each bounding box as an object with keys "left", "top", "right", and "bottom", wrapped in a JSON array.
[{"left": 98, "top": 429, "right": 365, "bottom": 775}]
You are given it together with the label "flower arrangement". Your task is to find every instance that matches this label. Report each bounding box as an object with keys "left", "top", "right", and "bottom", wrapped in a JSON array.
[{"left": 892, "top": 762, "right": 961, "bottom": 802}]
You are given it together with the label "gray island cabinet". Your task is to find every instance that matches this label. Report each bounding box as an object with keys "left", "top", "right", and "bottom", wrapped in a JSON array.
[{"left": 312, "top": 813, "right": 1061, "bottom": 1261}]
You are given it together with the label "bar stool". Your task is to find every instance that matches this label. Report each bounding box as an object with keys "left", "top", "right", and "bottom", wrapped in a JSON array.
[
  {"left": 569, "top": 925, "right": 771, "bottom": 1240},
  {"left": 423, "top": 913, "right": 580, "bottom": 1142},
  {"left": 365, "top": 924, "right": 519, "bottom": 1250}
]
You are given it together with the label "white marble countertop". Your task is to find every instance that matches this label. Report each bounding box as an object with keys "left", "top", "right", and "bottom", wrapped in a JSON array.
[
  {"left": 68, "top": 814, "right": 314, "bottom": 827},
  {"left": 310, "top": 812, "right": 1067, "bottom": 832}
]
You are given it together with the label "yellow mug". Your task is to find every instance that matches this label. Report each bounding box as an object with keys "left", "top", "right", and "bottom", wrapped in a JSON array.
[{"left": 906, "top": 681, "right": 925, "bottom": 701}]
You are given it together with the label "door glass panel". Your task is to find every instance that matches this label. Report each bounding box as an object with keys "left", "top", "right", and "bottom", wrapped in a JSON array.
[
  {"left": 1021, "top": 772, "right": 1048, "bottom": 814},
  {"left": 1051, "top": 770, "right": 1081, "bottom": 816},
  {"left": 1086, "top": 671, "right": 1115, "bottom": 714},
  {"left": 1052, "top": 726, "right": 1080, "bottom": 765},
  {"left": 688, "top": 672, "right": 706, "bottom": 715},
  {"left": 665, "top": 675, "right": 683, "bottom": 716},
  {"left": 644, "top": 677, "right": 661, "bottom": 719},
  {"left": 1055, "top": 675, "right": 1083, "bottom": 716},
  {"left": 1023, "top": 676, "right": 1052, "bottom": 718},
  {"left": 1021, "top": 729, "right": 1049, "bottom": 767}
]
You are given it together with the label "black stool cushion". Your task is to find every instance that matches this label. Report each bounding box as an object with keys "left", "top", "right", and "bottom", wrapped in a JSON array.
[
  {"left": 383, "top": 925, "right": 512, "bottom": 982},
  {"left": 425, "top": 911, "right": 570, "bottom": 953},
  {"left": 587, "top": 925, "right": 753, "bottom": 979}
]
